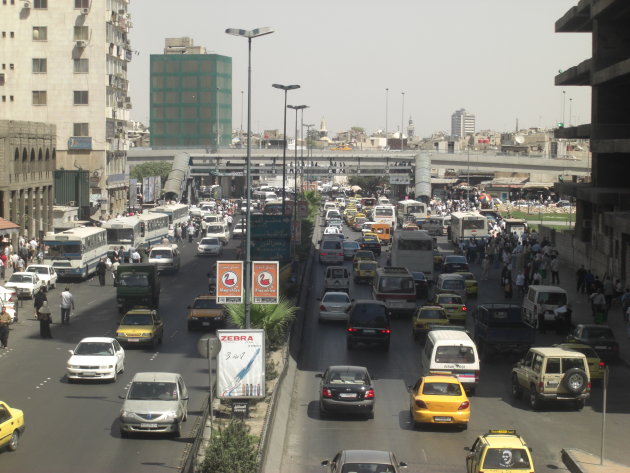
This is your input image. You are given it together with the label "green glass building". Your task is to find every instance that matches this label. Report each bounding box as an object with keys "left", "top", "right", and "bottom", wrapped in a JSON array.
[{"left": 150, "top": 44, "right": 232, "bottom": 148}]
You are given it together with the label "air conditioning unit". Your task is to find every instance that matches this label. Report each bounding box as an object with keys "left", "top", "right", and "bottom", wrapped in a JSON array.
[
  {"left": 23, "top": 1, "right": 31, "bottom": 8},
  {"left": 81, "top": 8, "right": 89, "bottom": 14},
  {"left": 68, "top": 201, "right": 76, "bottom": 207},
  {"left": 124, "top": 103, "right": 132, "bottom": 109},
  {"left": 76, "top": 40, "right": 87, "bottom": 48},
  {"left": 116, "top": 101, "right": 124, "bottom": 108},
  {"left": 118, "top": 8, "right": 125, "bottom": 14}
]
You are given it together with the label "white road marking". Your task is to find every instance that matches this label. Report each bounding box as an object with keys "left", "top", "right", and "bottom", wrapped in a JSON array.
[
  {"left": 170, "top": 330, "right": 179, "bottom": 338},
  {"left": 86, "top": 299, "right": 98, "bottom": 306}
]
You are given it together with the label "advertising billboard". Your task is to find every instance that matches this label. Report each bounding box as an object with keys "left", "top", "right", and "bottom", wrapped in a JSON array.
[
  {"left": 252, "top": 261, "right": 279, "bottom": 304},
  {"left": 217, "top": 329, "right": 265, "bottom": 399},
  {"left": 216, "top": 261, "right": 244, "bottom": 304}
]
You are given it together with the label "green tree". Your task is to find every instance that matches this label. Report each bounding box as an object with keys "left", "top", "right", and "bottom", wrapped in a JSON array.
[
  {"left": 348, "top": 176, "right": 388, "bottom": 194},
  {"left": 130, "top": 162, "right": 172, "bottom": 182},
  {"left": 225, "top": 297, "right": 297, "bottom": 349},
  {"left": 351, "top": 126, "right": 365, "bottom": 133},
  {"left": 199, "top": 419, "right": 258, "bottom": 473}
]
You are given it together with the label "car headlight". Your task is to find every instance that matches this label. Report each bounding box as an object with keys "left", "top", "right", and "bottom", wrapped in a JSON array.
[
  {"left": 101, "top": 365, "right": 114, "bottom": 369},
  {"left": 68, "top": 364, "right": 80, "bottom": 369},
  {"left": 116, "top": 332, "right": 123, "bottom": 337},
  {"left": 141, "top": 332, "right": 152, "bottom": 337},
  {"left": 163, "top": 411, "right": 178, "bottom": 420}
]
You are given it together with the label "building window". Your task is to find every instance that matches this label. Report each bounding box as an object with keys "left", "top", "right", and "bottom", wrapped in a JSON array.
[
  {"left": 10, "top": 32, "right": 14, "bottom": 38},
  {"left": 73, "top": 90, "right": 89, "bottom": 105},
  {"left": 0, "top": 73, "right": 4, "bottom": 86},
  {"left": 73, "top": 58, "right": 89, "bottom": 73},
  {"left": 73, "top": 123, "right": 89, "bottom": 136},
  {"left": 74, "top": 26, "right": 89, "bottom": 41},
  {"left": 34, "top": 0, "right": 47, "bottom": 8},
  {"left": 32, "top": 58, "right": 47, "bottom": 73},
  {"left": 33, "top": 90, "right": 47, "bottom": 105},
  {"left": 33, "top": 27, "right": 47, "bottom": 41},
  {"left": 75, "top": 0, "right": 89, "bottom": 8}
]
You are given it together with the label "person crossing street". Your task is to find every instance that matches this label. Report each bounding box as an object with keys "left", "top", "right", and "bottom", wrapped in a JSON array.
[{"left": 59, "top": 287, "right": 75, "bottom": 325}]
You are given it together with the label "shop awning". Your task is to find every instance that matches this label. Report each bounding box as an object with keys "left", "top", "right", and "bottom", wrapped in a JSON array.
[{"left": 0, "top": 218, "right": 20, "bottom": 234}]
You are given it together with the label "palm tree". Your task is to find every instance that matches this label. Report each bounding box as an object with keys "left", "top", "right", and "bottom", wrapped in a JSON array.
[{"left": 225, "top": 297, "right": 298, "bottom": 348}]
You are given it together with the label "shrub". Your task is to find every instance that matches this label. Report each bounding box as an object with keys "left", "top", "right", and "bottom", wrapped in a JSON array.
[{"left": 199, "top": 419, "right": 258, "bottom": 473}]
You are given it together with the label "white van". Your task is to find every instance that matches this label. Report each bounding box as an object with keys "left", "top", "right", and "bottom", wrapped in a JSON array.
[
  {"left": 522, "top": 285, "right": 568, "bottom": 329},
  {"left": 148, "top": 244, "right": 181, "bottom": 273},
  {"left": 421, "top": 329, "right": 480, "bottom": 394},
  {"left": 205, "top": 222, "right": 229, "bottom": 244},
  {"left": 424, "top": 216, "right": 451, "bottom": 236}
]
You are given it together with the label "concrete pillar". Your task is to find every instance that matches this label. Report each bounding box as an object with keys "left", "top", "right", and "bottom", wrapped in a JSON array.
[
  {"left": 27, "top": 187, "right": 35, "bottom": 237},
  {"left": 34, "top": 187, "right": 42, "bottom": 238},
  {"left": 42, "top": 186, "right": 49, "bottom": 234},
  {"left": 220, "top": 177, "right": 232, "bottom": 199},
  {"left": 47, "top": 186, "right": 53, "bottom": 233},
  {"left": 19, "top": 189, "right": 26, "bottom": 238}
]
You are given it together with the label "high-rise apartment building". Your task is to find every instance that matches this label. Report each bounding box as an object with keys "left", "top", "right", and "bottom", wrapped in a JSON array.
[
  {"left": 150, "top": 38, "right": 232, "bottom": 148},
  {"left": 0, "top": 0, "right": 133, "bottom": 216},
  {"left": 451, "top": 108, "right": 476, "bottom": 138}
]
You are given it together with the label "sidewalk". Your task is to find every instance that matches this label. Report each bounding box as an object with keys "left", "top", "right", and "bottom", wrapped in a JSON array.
[{"left": 563, "top": 449, "right": 630, "bottom": 473}]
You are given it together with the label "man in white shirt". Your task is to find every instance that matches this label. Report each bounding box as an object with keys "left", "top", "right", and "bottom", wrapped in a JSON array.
[{"left": 59, "top": 287, "right": 75, "bottom": 325}]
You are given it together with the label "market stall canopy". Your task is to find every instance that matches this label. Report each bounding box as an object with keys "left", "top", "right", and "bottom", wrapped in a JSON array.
[
  {"left": 0, "top": 218, "right": 20, "bottom": 234},
  {"left": 351, "top": 185, "right": 362, "bottom": 191}
]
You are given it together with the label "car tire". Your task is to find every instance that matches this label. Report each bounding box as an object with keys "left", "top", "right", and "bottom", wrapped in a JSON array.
[
  {"left": 187, "top": 322, "right": 193, "bottom": 331},
  {"left": 562, "top": 368, "right": 588, "bottom": 394},
  {"left": 409, "top": 407, "right": 419, "bottom": 430},
  {"left": 319, "top": 403, "right": 328, "bottom": 419},
  {"left": 460, "top": 422, "right": 468, "bottom": 431},
  {"left": 120, "top": 428, "right": 129, "bottom": 438},
  {"left": 574, "top": 399, "right": 585, "bottom": 410},
  {"left": 511, "top": 375, "right": 522, "bottom": 399},
  {"left": 366, "top": 409, "right": 374, "bottom": 420},
  {"left": 173, "top": 423, "right": 181, "bottom": 438},
  {"left": 112, "top": 369, "right": 117, "bottom": 383},
  {"left": 529, "top": 385, "right": 542, "bottom": 410},
  {"left": 119, "top": 361, "right": 125, "bottom": 374},
  {"left": 8, "top": 430, "right": 20, "bottom": 451}
]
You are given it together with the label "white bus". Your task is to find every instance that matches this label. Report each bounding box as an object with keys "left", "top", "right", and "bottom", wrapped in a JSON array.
[
  {"left": 372, "top": 205, "right": 397, "bottom": 230},
  {"left": 449, "top": 212, "right": 489, "bottom": 244},
  {"left": 149, "top": 203, "right": 189, "bottom": 227},
  {"left": 137, "top": 212, "right": 170, "bottom": 247},
  {"left": 252, "top": 190, "right": 278, "bottom": 202},
  {"left": 102, "top": 216, "right": 142, "bottom": 261},
  {"left": 43, "top": 227, "right": 108, "bottom": 279},
  {"left": 396, "top": 200, "right": 428, "bottom": 226},
  {"left": 389, "top": 230, "right": 435, "bottom": 279}
]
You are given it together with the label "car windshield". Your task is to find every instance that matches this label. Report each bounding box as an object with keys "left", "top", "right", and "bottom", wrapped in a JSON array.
[
  {"left": 118, "top": 273, "right": 149, "bottom": 287},
  {"left": 128, "top": 381, "right": 178, "bottom": 401},
  {"left": 150, "top": 249, "right": 172, "bottom": 258},
  {"left": 582, "top": 327, "right": 613, "bottom": 339},
  {"left": 206, "top": 226, "right": 224, "bottom": 233},
  {"left": 193, "top": 299, "right": 222, "bottom": 309},
  {"left": 26, "top": 267, "right": 48, "bottom": 275},
  {"left": 327, "top": 368, "right": 369, "bottom": 385},
  {"left": 435, "top": 345, "right": 475, "bottom": 363},
  {"left": 121, "top": 313, "right": 153, "bottom": 325},
  {"left": 350, "top": 304, "right": 388, "bottom": 326},
  {"left": 446, "top": 256, "right": 467, "bottom": 264},
  {"left": 9, "top": 274, "right": 33, "bottom": 283},
  {"left": 74, "top": 342, "right": 114, "bottom": 356},
  {"left": 323, "top": 293, "right": 350, "bottom": 303},
  {"left": 537, "top": 292, "right": 567, "bottom": 305},
  {"left": 483, "top": 448, "right": 531, "bottom": 469},
  {"left": 341, "top": 464, "right": 394, "bottom": 473},
  {"left": 201, "top": 238, "right": 220, "bottom": 245},
  {"left": 422, "top": 382, "right": 462, "bottom": 396},
  {"left": 412, "top": 272, "right": 426, "bottom": 281},
  {"left": 418, "top": 309, "right": 445, "bottom": 320}
]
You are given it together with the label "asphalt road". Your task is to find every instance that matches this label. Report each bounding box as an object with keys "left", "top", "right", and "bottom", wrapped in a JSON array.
[
  {"left": 0, "top": 235, "right": 229, "bottom": 473},
  {"left": 273, "top": 219, "right": 630, "bottom": 473}
]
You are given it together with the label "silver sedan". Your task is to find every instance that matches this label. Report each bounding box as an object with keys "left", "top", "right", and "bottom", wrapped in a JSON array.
[{"left": 318, "top": 292, "right": 352, "bottom": 322}]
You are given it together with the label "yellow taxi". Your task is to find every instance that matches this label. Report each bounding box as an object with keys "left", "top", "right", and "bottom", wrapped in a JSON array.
[
  {"left": 466, "top": 430, "right": 534, "bottom": 473},
  {"left": 115, "top": 308, "right": 164, "bottom": 347},
  {"left": 457, "top": 271, "right": 478, "bottom": 297},
  {"left": 187, "top": 295, "right": 226, "bottom": 330},
  {"left": 556, "top": 342, "right": 605, "bottom": 380},
  {"left": 352, "top": 250, "right": 376, "bottom": 271},
  {"left": 412, "top": 305, "right": 450, "bottom": 340},
  {"left": 0, "top": 400, "right": 25, "bottom": 451},
  {"left": 353, "top": 260, "right": 378, "bottom": 284},
  {"left": 431, "top": 293, "right": 468, "bottom": 325},
  {"left": 343, "top": 208, "right": 357, "bottom": 224},
  {"left": 408, "top": 374, "right": 470, "bottom": 430}
]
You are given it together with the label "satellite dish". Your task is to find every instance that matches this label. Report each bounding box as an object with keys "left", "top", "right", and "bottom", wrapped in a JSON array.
[{"left": 514, "top": 135, "right": 525, "bottom": 144}]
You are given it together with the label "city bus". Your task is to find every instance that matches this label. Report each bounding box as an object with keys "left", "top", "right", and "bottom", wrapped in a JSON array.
[
  {"left": 138, "top": 212, "right": 170, "bottom": 246},
  {"left": 149, "top": 203, "right": 189, "bottom": 227},
  {"left": 262, "top": 200, "right": 284, "bottom": 215},
  {"left": 396, "top": 200, "right": 428, "bottom": 226},
  {"left": 449, "top": 212, "right": 489, "bottom": 245},
  {"left": 389, "top": 230, "right": 435, "bottom": 280},
  {"left": 102, "top": 216, "right": 142, "bottom": 260},
  {"left": 43, "top": 227, "right": 108, "bottom": 279},
  {"left": 373, "top": 205, "right": 397, "bottom": 230}
]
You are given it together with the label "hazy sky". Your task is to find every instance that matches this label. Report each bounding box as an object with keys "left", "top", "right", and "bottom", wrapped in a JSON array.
[{"left": 128, "top": 0, "right": 591, "bottom": 138}]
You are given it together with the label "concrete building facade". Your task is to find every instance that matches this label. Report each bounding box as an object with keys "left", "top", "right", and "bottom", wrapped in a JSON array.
[
  {"left": 451, "top": 108, "right": 476, "bottom": 138},
  {"left": 0, "top": 0, "right": 133, "bottom": 217},
  {"left": 555, "top": 0, "right": 630, "bottom": 282},
  {"left": 150, "top": 37, "right": 232, "bottom": 149},
  {"left": 0, "top": 120, "right": 55, "bottom": 242}
]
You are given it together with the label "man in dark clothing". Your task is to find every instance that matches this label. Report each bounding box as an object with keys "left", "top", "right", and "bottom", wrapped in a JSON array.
[
  {"left": 34, "top": 290, "right": 47, "bottom": 320},
  {"left": 96, "top": 258, "right": 107, "bottom": 286},
  {"left": 576, "top": 265, "right": 586, "bottom": 293}
]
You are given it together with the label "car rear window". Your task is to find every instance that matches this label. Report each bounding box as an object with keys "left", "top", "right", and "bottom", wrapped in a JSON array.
[
  {"left": 483, "top": 448, "right": 531, "bottom": 469},
  {"left": 150, "top": 249, "right": 172, "bottom": 258},
  {"left": 422, "top": 382, "right": 462, "bottom": 396},
  {"left": 418, "top": 309, "right": 445, "bottom": 319},
  {"left": 329, "top": 268, "right": 346, "bottom": 278},
  {"left": 443, "top": 280, "right": 465, "bottom": 290},
  {"left": 435, "top": 345, "right": 475, "bottom": 363},
  {"left": 439, "top": 296, "right": 462, "bottom": 304},
  {"left": 322, "top": 241, "right": 341, "bottom": 250},
  {"left": 327, "top": 368, "right": 368, "bottom": 385},
  {"left": 323, "top": 293, "right": 349, "bottom": 303},
  {"left": 350, "top": 304, "right": 388, "bottom": 326}
]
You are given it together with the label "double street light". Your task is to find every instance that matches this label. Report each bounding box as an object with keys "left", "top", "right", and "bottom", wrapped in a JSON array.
[
  {"left": 272, "top": 83, "right": 300, "bottom": 215},
  {"left": 225, "top": 26, "right": 274, "bottom": 329},
  {"left": 287, "top": 104, "right": 308, "bottom": 239}
]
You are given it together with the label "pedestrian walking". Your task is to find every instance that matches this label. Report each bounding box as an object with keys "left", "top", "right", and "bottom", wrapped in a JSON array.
[
  {"left": 130, "top": 248, "right": 141, "bottom": 264},
  {"left": 0, "top": 306, "right": 11, "bottom": 348},
  {"left": 603, "top": 277, "right": 615, "bottom": 309},
  {"left": 34, "top": 289, "right": 47, "bottom": 319},
  {"left": 515, "top": 271, "right": 526, "bottom": 298},
  {"left": 550, "top": 256, "right": 560, "bottom": 285},
  {"left": 59, "top": 287, "right": 75, "bottom": 325},
  {"left": 96, "top": 258, "right": 107, "bottom": 286},
  {"left": 481, "top": 256, "right": 490, "bottom": 281},
  {"left": 576, "top": 265, "right": 586, "bottom": 293},
  {"left": 621, "top": 288, "right": 630, "bottom": 322},
  {"left": 38, "top": 301, "right": 52, "bottom": 339},
  {"left": 111, "top": 259, "right": 120, "bottom": 281}
]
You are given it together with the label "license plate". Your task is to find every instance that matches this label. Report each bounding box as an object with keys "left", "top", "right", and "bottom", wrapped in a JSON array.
[
  {"left": 202, "top": 322, "right": 210, "bottom": 326},
  {"left": 434, "top": 416, "right": 452, "bottom": 422},
  {"left": 141, "top": 423, "right": 158, "bottom": 428},
  {"left": 447, "top": 308, "right": 455, "bottom": 312},
  {"left": 339, "top": 393, "right": 357, "bottom": 398},
  {"left": 128, "top": 338, "right": 140, "bottom": 343},
  {"left": 363, "top": 329, "right": 376, "bottom": 334},
  {"left": 389, "top": 300, "right": 403, "bottom": 306},
  {"left": 595, "top": 346, "right": 607, "bottom": 350},
  {"left": 81, "top": 373, "right": 96, "bottom": 377}
]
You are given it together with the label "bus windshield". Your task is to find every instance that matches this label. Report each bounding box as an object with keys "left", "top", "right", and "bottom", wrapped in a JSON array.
[
  {"left": 45, "top": 242, "right": 81, "bottom": 258},
  {"left": 106, "top": 228, "right": 135, "bottom": 244},
  {"left": 375, "top": 208, "right": 393, "bottom": 217},
  {"left": 378, "top": 276, "right": 414, "bottom": 293},
  {"left": 462, "top": 219, "right": 486, "bottom": 230},
  {"left": 405, "top": 205, "right": 424, "bottom": 214}
]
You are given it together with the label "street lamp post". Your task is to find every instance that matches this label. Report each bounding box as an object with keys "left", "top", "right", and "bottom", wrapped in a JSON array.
[
  {"left": 385, "top": 87, "right": 389, "bottom": 150},
  {"left": 216, "top": 87, "right": 221, "bottom": 149},
  {"left": 401, "top": 91, "right": 405, "bottom": 152},
  {"left": 240, "top": 90, "right": 244, "bottom": 138},
  {"left": 287, "top": 104, "right": 307, "bottom": 249},
  {"left": 272, "top": 83, "right": 300, "bottom": 215},
  {"left": 303, "top": 123, "right": 314, "bottom": 186},
  {"left": 226, "top": 26, "right": 274, "bottom": 329}
]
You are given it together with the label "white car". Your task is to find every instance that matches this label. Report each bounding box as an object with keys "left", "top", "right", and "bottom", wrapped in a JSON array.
[
  {"left": 4, "top": 272, "right": 44, "bottom": 299},
  {"left": 323, "top": 226, "right": 342, "bottom": 235},
  {"left": 67, "top": 337, "right": 125, "bottom": 383},
  {"left": 197, "top": 237, "right": 223, "bottom": 256},
  {"left": 0, "top": 286, "right": 17, "bottom": 322},
  {"left": 318, "top": 291, "right": 352, "bottom": 322},
  {"left": 24, "top": 264, "right": 58, "bottom": 291},
  {"left": 233, "top": 221, "right": 247, "bottom": 238}
]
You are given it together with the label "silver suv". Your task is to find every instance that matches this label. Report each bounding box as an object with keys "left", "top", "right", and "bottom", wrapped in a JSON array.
[{"left": 511, "top": 347, "right": 590, "bottom": 410}]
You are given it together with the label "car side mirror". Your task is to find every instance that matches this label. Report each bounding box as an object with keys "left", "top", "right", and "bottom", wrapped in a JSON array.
[
  {"left": 315, "top": 373, "right": 323, "bottom": 378},
  {"left": 181, "top": 395, "right": 189, "bottom": 401},
  {"left": 68, "top": 350, "right": 74, "bottom": 355},
  {"left": 464, "top": 446, "right": 471, "bottom": 452},
  {"left": 119, "top": 393, "right": 126, "bottom": 399},
  {"left": 399, "top": 462, "right": 408, "bottom": 468},
  {"left": 321, "top": 460, "right": 329, "bottom": 467}
]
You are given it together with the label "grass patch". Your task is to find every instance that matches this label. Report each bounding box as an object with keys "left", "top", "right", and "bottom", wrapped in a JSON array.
[{"left": 507, "top": 210, "right": 575, "bottom": 222}]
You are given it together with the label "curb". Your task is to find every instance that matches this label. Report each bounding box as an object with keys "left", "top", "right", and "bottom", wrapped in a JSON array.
[{"left": 562, "top": 448, "right": 630, "bottom": 473}]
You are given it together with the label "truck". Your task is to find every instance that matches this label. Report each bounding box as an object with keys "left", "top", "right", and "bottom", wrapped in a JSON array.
[
  {"left": 388, "top": 230, "right": 434, "bottom": 280},
  {"left": 114, "top": 263, "right": 160, "bottom": 314},
  {"left": 471, "top": 304, "right": 535, "bottom": 361}
]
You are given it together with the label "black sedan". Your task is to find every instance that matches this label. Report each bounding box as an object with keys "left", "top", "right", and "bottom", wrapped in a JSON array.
[
  {"left": 322, "top": 450, "right": 407, "bottom": 473},
  {"left": 411, "top": 271, "right": 430, "bottom": 299},
  {"left": 318, "top": 365, "right": 375, "bottom": 419},
  {"left": 442, "top": 255, "right": 469, "bottom": 273},
  {"left": 565, "top": 324, "right": 619, "bottom": 361},
  {"left": 356, "top": 236, "right": 381, "bottom": 256}
]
